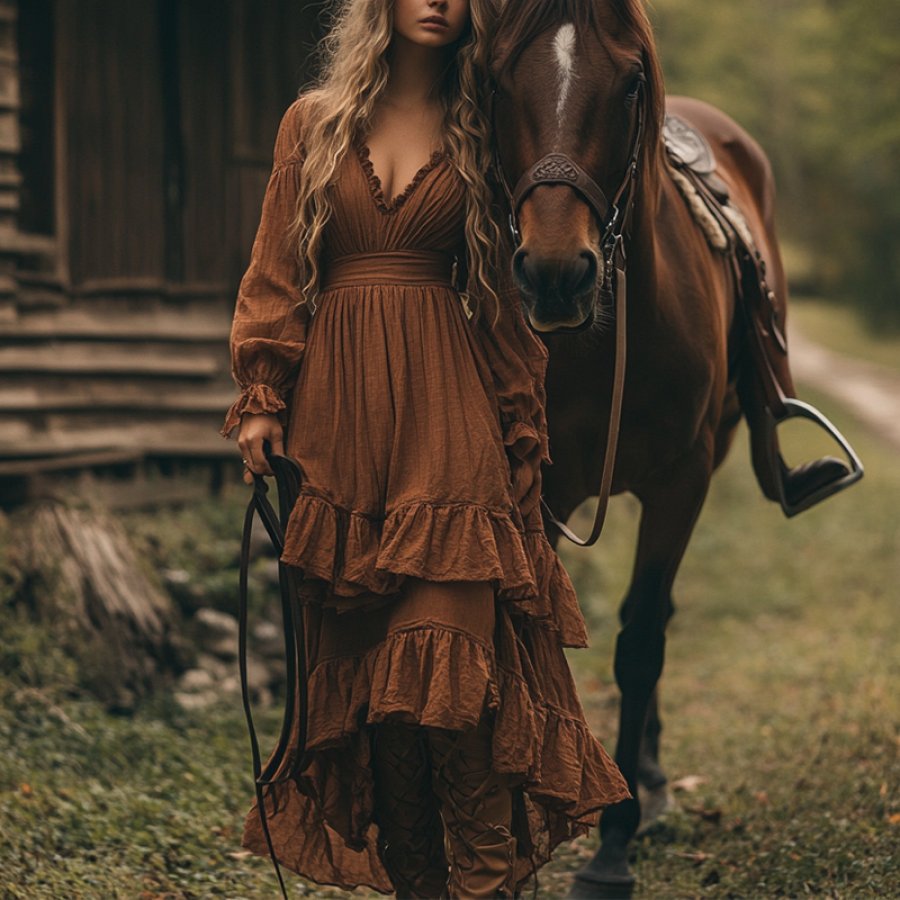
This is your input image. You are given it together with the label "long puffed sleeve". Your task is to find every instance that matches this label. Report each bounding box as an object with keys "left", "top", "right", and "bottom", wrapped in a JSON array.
[
  {"left": 220, "top": 97, "right": 311, "bottom": 439},
  {"left": 467, "top": 252, "right": 552, "bottom": 520}
]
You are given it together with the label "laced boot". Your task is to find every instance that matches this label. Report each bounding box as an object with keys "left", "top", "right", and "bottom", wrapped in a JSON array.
[
  {"left": 428, "top": 715, "right": 518, "bottom": 899},
  {"left": 372, "top": 720, "right": 450, "bottom": 899}
]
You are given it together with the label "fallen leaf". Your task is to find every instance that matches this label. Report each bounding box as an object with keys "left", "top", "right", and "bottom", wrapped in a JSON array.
[
  {"left": 888, "top": 813, "right": 900, "bottom": 826},
  {"left": 685, "top": 805, "right": 723, "bottom": 825},
  {"left": 671, "top": 775, "right": 706, "bottom": 793},
  {"left": 19, "top": 783, "right": 32, "bottom": 796},
  {"left": 754, "top": 790, "right": 770, "bottom": 806},
  {"left": 228, "top": 850, "right": 254, "bottom": 859},
  {"left": 672, "top": 851, "right": 712, "bottom": 865}
]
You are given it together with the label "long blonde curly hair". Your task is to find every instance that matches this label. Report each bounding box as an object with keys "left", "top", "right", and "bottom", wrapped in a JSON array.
[{"left": 285, "top": 0, "right": 505, "bottom": 327}]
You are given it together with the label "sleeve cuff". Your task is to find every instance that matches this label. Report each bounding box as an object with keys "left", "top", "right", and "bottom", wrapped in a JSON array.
[
  {"left": 220, "top": 383, "right": 287, "bottom": 439},
  {"left": 500, "top": 414, "right": 552, "bottom": 466}
]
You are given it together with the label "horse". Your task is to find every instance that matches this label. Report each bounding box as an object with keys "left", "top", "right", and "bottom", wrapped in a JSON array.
[{"left": 486, "top": 0, "right": 862, "bottom": 894}]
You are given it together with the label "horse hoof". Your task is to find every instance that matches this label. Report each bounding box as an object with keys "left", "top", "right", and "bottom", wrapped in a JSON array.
[
  {"left": 568, "top": 863, "right": 636, "bottom": 899},
  {"left": 637, "top": 782, "right": 677, "bottom": 834}
]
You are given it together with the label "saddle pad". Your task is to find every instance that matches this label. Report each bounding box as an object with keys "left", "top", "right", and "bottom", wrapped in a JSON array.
[{"left": 663, "top": 114, "right": 716, "bottom": 175}]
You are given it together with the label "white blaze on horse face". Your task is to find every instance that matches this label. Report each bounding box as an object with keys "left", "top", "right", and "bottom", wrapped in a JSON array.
[{"left": 553, "top": 23, "right": 577, "bottom": 132}]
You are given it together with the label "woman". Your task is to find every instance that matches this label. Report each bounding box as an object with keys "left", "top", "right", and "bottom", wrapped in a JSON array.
[{"left": 220, "top": 0, "right": 630, "bottom": 895}]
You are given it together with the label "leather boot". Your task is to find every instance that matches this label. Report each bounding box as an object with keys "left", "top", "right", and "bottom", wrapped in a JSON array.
[
  {"left": 734, "top": 253, "right": 862, "bottom": 517},
  {"left": 428, "top": 715, "right": 518, "bottom": 899},
  {"left": 372, "top": 720, "right": 450, "bottom": 899}
]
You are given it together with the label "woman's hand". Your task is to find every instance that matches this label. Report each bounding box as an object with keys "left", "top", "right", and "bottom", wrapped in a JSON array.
[{"left": 237, "top": 413, "right": 285, "bottom": 484}]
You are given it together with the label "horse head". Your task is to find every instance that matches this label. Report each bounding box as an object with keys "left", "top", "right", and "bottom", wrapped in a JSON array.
[{"left": 488, "top": 0, "right": 665, "bottom": 333}]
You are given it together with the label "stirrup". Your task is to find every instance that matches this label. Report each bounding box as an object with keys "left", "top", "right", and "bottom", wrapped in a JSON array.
[{"left": 765, "top": 399, "right": 864, "bottom": 518}]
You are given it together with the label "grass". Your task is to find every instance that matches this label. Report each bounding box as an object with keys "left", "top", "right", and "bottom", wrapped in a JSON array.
[
  {"left": 789, "top": 297, "right": 900, "bottom": 374},
  {"left": 1, "top": 383, "right": 897, "bottom": 898},
  {"left": 558, "top": 380, "right": 899, "bottom": 898}
]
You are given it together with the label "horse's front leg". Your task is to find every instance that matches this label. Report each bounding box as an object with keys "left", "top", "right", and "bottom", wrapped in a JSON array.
[
  {"left": 571, "top": 447, "right": 713, "bottom": 898},
  {"left": 636, "top": 685, "right": 676, "bottom": 832}
]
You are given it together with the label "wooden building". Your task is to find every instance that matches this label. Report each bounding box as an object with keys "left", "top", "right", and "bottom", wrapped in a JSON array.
[{"left": 0, "top": 0, "right": 326, "bottom": 506}]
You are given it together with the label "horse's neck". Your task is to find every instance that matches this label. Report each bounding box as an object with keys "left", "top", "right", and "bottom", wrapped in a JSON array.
[{"left": 622, "top": 187, "right": 662, "bottom": 310}]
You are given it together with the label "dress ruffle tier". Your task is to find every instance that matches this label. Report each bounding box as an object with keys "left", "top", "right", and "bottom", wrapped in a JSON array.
[{"left": 279, "top": 485, "right": 590, "bottom": 648}]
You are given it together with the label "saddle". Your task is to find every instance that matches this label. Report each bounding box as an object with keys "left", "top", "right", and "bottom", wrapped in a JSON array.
[
  {"left": 664, "top": 114, "right": 716, "bottom": 177},
  {"left": 663, "top": 114, "right": 747, "bottom": 251},
  {"left": 663, "top": 112, "right": 786, "bottom": 353}
]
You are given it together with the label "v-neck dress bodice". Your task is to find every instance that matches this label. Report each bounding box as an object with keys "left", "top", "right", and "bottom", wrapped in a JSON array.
[
  {"left": 220, "top": 96, "right": 629, "bottom": 895},
  {"left": 323, "top": 137, "right": 463, "bottom": 257}
]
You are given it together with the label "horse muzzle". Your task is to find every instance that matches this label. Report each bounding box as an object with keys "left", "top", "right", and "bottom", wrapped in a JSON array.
[{"left": 513, "top": 247, "right": 602, "bottom": 334}]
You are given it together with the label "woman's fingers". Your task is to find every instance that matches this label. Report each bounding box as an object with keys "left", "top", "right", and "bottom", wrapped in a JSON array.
[
  {"left": 271, "top": 431, "right": 286, "bottom": 459},
  {"left": 238, "top": 413, "right": 283, "bottom": 477},
  {"left": 249, "top": 434, "right": 272, "bottom": 475}
]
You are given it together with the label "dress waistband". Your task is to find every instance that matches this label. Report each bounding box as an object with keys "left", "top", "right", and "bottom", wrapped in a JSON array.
[{"left": 321, "top": 250, "right": 457, "bottom": 290}]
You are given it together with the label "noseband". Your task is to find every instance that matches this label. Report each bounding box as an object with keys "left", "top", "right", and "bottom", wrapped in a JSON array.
[{"left": 487, "top": 77, "right": 648, "bottom": 546}]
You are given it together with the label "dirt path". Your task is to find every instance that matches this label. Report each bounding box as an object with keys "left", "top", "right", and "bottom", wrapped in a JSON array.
[{"left": 787, "top": 323, "right": 900, "bottom": 451}]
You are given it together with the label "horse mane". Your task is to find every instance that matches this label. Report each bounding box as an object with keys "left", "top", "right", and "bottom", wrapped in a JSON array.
[{"left": 493, "top": 0, "right": 666, "bottom": 200}]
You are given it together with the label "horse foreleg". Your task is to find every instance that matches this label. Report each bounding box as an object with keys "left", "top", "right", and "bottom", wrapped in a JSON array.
[
  {"left": 637, "top": 685, "right": 665, "bottom": 789},
  {"left": 571, "top": 453, "right": 711, "bottom": 898},
  {"left": 636, "top": 686, "right": 676, "bottom": 833}
]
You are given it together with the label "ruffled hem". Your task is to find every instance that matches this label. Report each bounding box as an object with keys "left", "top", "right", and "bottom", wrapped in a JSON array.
[
  {"left": 238, "top": 610, "right": 630, "bottom": 895},
  {"left": 280, "top": 485, "right": 589, "bottom": 648},
  {"left": 220, "top": 383, "right": 286, "bottom": 438},
  {"left": 280, "top": 488, "right": 538, "bottom": 601},
  {"left": 306, "top": 623, "right": 500, "bottom": 747},
  {"left": 301, "top": 620, "right": 625, "bottom": 809},
  {"left": 514, "top": 529, "right": 590, "bottom": 648}
]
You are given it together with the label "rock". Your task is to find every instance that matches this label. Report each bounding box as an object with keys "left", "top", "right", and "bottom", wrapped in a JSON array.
[
  {"left": 245, "top": 653, "right": 274, "bottom": 690},
  {"left": 196, "top": 652, "right": 230, "bottom": 681},
  {"left": 195, "top": 650, "right": 273, "bottom": 690},
  {"left": 258, "top": 559, "right": 281, "bottom": 586},
  {"left": 161, "top": 567, "right": 207, "bottom": 616},
  {"left": 174, "top": 690, "right": 221, "bottom": 711},
  {"left": 206, "top": 636, "right": 238, "bottom": 661},
  {"left": 193, "top": 607, "right": 239, "bottom": 641},
  {"left": 177, "top": 667, "right": 216, "bottom": 693},
  {"left": 252, "top": 620, "right": 284, "bottom": 659}
]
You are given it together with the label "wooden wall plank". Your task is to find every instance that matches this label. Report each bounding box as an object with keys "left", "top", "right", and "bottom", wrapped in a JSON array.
[
  {"left": 63, "top": 0, "right": 166, "bottom": 285},
  {"left": 0, "top": 342, "right": 220, "bottom": 376},
  {"left": 178, "top": 0, "right": 228, "bottom": 285}
]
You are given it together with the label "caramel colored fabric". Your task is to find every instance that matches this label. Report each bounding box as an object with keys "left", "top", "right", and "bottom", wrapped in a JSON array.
[{"left": 221, "top": 96, "right": 630, "bottom": 895}]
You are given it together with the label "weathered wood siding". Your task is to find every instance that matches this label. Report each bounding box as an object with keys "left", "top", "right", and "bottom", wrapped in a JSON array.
[{"left": 0, "top": 0, "right": 325, "bottom": 495}]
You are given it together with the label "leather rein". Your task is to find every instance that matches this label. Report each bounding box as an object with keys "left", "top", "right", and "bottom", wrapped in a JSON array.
[{"left": 488, "top": 79, "right": 646, "bottom": 547}]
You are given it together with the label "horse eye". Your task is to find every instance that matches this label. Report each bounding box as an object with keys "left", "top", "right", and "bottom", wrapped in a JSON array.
[{"left": 625, "top": 73, "right": 646, "bottom": 106}]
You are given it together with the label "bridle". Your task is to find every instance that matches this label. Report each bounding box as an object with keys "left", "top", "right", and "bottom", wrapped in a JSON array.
[
  {"left": 489, "top": 76, "right": 646, "bottom": 329},
  {"left": 488, "top": 75, "right": 648, "bottom": 545}
]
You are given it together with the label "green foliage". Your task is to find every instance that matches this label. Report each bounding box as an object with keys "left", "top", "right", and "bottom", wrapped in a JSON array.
[
  {"left": 119, "top": 484, "right": 276, "bottom": 621},
  {"left": 651, "top": 0, "right": 900, "bottom": 327}
]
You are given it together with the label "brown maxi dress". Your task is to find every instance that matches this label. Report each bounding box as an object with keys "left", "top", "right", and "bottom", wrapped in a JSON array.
[{"left": 220, "top": 95, "right": 630, "bottom": 895}]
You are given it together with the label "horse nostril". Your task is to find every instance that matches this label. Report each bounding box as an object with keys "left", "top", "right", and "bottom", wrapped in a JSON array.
[
  {"left": 513, "top": 248, "right": 530, "bottom": 288},
  {"left": 575, "top": 251, "right": 598, "bottom": 295}
]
